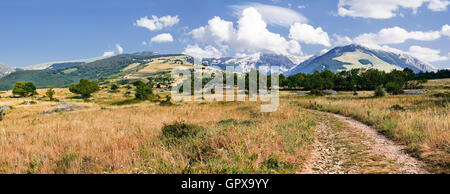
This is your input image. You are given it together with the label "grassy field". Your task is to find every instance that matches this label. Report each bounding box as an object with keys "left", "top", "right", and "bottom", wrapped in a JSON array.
[
  {"left": 0, "top": 88, "right": 317, "bottom": 173},
  {"left": 0, "top": 79, "right": 448, "bottom": 174},
  {"left": 289, "top": 79, "right": 450, "bottom": 173}
]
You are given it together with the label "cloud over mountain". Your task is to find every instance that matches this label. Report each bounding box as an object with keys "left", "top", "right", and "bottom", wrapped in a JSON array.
[
  {"left": 408, "top": 45, "right": 448, "bottom": 62},
  {"left": 184, "top": 7, "right": 307, "bottom": 59},
  {"left": 353, "top": 26, "right": 441, "bottom": 45},
  {"left": 182, "top": 44, "right": 223, "bottom": 59},
  {"left": 289, "top": 23, "right": 331, "bottom": 47}
]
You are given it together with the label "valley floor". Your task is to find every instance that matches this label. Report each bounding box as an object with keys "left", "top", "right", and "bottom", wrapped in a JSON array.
[{"left": 0, "top": 79, "right": 448, "bottom": 174}]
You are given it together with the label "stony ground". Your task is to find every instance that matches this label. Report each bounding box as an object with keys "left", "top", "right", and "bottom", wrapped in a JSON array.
[{"left": 302, "top": 110, "right": 428, "bottom": 174}]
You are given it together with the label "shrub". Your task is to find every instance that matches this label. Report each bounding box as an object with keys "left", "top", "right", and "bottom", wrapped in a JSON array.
[
  {"left": 69, "top": 79, "right": 99, "bottom": 98},
  {"left": 161, "top": 121, "right": 203, "bottom": 141},
  {"left": 111, "top": 99, "right": 142, "bottom": 106},
  {"left": 46, "top": 88, "right": 55, "bottom": 101},
  {"left": 309, "top": 89, "right": 324, "bottom": 96},
  {"left": 374, "top": 86, "right": 385, "bottom": 97},
  {"left": 12, "top": 82, "right": 37, "bottom": 97},
  {"left": 69, "top": 79, "right": 100, "bottom": 98},
  {"left": 110, "top": 84, "right": 119, "bottom": 91},
  {"left": 433, "top": 92, "right": 450, "bottom": 98},
  {"left": 385, "top": 82, "right": 404, "bottom": 95},
  {"left": 133, "top": 81, "right": 154, "bottom": 100},
  {"left": 390, "top": 104, "right": 405, "bottom": 111},
  {"left": 160, "top": 95, "right": 173, "bottom": 105}
]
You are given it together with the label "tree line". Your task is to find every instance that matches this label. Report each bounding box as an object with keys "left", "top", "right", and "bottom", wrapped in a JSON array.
[{"left": 279, "top": 68, "right": 420, "bottom": 92}]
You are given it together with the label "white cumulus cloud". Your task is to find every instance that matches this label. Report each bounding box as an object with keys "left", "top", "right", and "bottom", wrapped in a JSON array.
[
  {"left": 230, "top": 3, "right": 307, "bottom": 27},
  {"left": 134, "top": 15, "right": 179, "bottom": 31},
  {"left": 235, "top": 7, "right": 302, "bottom": 55},
  {"left": 116, "top": 44, "right": 123, "bottom": 54},
  {"left": 428, "top": 0, "right": 450, "bottom": 11},
  {"left": 407, "top": 45, "right": 448, "bottom": 62},
  {"left": 442, "top": 24, "right": 450, "bottom": 38},
  {"left": 338, "top": 0, "right": 450, "bottom": 19},
  {"left": 289, "top": 23, "right": 331, "bottom": 47},
  {"left": 185, "top": 7, "right": 306, "bottom": 59},
  {"left": 151, "top": 33, "right": 174, "bottom": 43},
  {"left": 103, "top": 44, "right": 124, "bottom": 56},
  {"left": 182, "top": 45, "right": 223, "bottom": 59},
  {"left": 332, "top": 34, "right": 354, "bottom": 46},
  {"left": 103, "top": 51, "right": 115, "bottom": 57},
  {"left": 353, "top": 26, "right": 441, "bottom": 45},
  {"left": 190, "top": 16, "right": 235, "bottom": 43}
]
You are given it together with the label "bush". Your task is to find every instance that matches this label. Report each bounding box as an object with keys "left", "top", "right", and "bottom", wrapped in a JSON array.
[
  {"left": 110, "top": 84, "right": 119, "bottom": 91},
  {"left": 133, "top": 81, "right": 153, "bottom": 100},
  {"left": 160, "top": 95, "right": 173, "bottom": 106},
  {"left": 374, "top": 86, "right": 385, "bottom": 97},
  {"left": 309, "top": 89, "right": 324, "bottom": 96},
  {"left": 69, "top": 79, "right": 99, "bottom": 98},
  {"left": 111, "top": 99, "right": 142, "bottom": 106},
  {"left": 161, "top": 121, "right": 203, "bottom": 141},
  {"left": 46, "top": 88, "right": 55, "bottom": 101},
  {"left": 433, "top": 92, "right": 450, "bottom": 98},
  {"left": 390, "top": 104, "right": 405, "bottom": 111},
  {"left": 12, "top": 82, "right": 37, "bottom": 97},
  {"left": 385, "top": 82, "right": 404, "bottom": 95}
]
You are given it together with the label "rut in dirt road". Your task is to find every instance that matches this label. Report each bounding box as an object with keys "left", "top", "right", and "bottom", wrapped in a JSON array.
[{"left": 302, "top": 111, "right": 428, "bottom": 174}]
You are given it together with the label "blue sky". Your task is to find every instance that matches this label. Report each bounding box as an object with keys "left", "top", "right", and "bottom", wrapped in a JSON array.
[{"left": 0, "top": 0, "right": 449, "bottom": 69}]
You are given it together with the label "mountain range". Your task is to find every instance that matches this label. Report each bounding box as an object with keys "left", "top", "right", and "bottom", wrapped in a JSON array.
[
  {"left": 0, "top": 44, "right": 441, "bottom": 90},
  {"left": 0, "top": 63, "right": 16, "bottom": 78},
  {"left": 202, "top": 44, "right": 437, "bottom": 75},
  {"left": 0, "top": 52, "right": 173, "bottom": 90}
]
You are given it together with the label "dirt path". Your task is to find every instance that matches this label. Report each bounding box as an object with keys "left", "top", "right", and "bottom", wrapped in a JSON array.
[{"left": 302, "top": 111, "right": 428, "bottom": 174}]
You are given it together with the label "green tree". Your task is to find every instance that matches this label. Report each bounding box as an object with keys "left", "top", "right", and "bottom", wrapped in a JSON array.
[
  {"left": 385, "top": 82, "right": 404, "bottom": 95},
  {"left": 46, "top": 88, "right": 55, "bottom": 101},
  {"left": 361, "top": 69, "right": 386, "bottom": 90},
  {"left": 309, "top": 89, "right": 324, "bottom": 96},
  {"left": 374, "top": 85, "right": 385, "bottom": 97},
  {"left": 12, "top": 82, "right": 37, "bottom": 97},
  {"left": 69, "top": 79, "right": 99, "bottom": 98},
  {"left": 403, "top": 68, "right": 415, "bottom": 82},
  {"left": 133, "top": 81, "right": 153, "bottom": 100},
  {"left": 287, "top": 73, "right": 306, "bottom": 88}
]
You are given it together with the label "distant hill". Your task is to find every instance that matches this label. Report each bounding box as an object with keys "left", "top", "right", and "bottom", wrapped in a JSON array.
[
  {"left": 0, "top": 63, "right": 16, "bottom": 78},
  {"left": 22, "top": 56, "right": 110, "bottom": 70},
  {"left": 287, "top": 44, "right": 437, "bottom": 75},
  {"left": 0, "top": 52, "right": 190, "bottom": 90},
  {"left": 202, "top": 44, "right": 437, "bottom": 75},
  {"left": 202, "top": 53, "right": 310, "bottom": 73}
]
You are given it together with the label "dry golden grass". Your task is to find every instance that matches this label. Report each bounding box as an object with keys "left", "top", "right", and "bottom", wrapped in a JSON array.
[
  {"left": 0, "top": 88, "right": 316, "bottom": 174},
  {"left": 290, "top": 90, "right": 449, "bottom": 173},
  {"left": 423, "top": 78, "right": 450, "bottom": 87},
  {"left": 124, "top": 56, "right": 193, "bottom": 81},
  {"left": 0, "top": 78, "right": 448, "bottom": 174}
]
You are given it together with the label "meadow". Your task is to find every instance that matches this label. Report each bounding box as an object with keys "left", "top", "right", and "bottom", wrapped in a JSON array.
[
  {"left": 0, "top": 79, "right": 448, "bottom": 174},
  {"left": 0, "top": 88, "right": 316, "bottom": 174},
  {"left": 290, "top": 80, "right": 450, "bottom": 173}
]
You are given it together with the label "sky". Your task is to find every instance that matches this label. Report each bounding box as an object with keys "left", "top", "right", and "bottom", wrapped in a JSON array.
[{"left": 0, "top": 0, "right": 449, "bottom": 69}]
